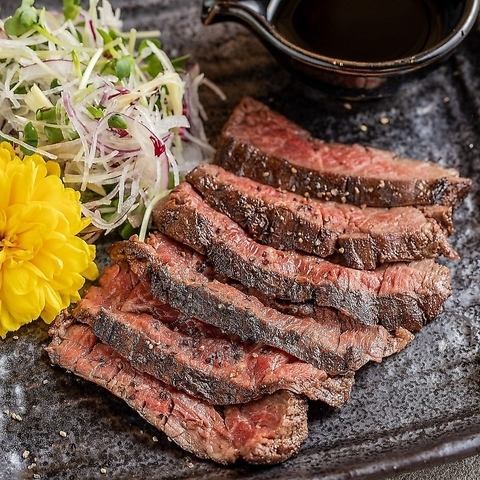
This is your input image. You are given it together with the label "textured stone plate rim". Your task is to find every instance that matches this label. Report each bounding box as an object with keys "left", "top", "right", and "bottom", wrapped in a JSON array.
[{"left": 291, "top": 429, "right": 480, "bottom": 480}]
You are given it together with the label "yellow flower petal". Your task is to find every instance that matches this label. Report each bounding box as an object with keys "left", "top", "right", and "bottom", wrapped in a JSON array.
[{"left": 3, "top": 266, "right": 36, "bottom": 296}]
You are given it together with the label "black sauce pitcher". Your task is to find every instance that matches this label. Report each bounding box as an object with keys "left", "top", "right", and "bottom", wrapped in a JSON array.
[{"left": 202, "top": 0, "right": 480, "bottom": 98}]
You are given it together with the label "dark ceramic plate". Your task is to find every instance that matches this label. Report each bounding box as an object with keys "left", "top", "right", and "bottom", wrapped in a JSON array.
[{"left": 1, "top": 1, "right": 479, "bottom": 479}]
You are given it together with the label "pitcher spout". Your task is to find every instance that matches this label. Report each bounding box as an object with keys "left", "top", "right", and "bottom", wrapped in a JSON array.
[{"left": 202, "top": 0, "right": 270, "bottom": 26}]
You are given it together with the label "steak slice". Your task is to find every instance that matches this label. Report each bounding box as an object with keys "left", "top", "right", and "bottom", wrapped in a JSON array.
[
  {"left": 73, "top": 263, "right": 355, "bottom": 406},
  {"left": 187, "top": 164, "right": 457, "bottom": 270},
  {"left": 46, "top": 318, "right": 308, "bottom": 465},
  {"left": 110, "top": 235, "right": 412, "bottom": 375},
  {"left": 154, "top": 183, "right": 452, "bottom": 331},
  {"left": 419, "top": 205, "right": 454, "bottom": 234},
  {"left": 215, "top": 97, "right": 472, "bottom": 208}
]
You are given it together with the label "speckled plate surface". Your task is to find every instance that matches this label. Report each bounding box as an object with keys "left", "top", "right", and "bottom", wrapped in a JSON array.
[{"left": 1, "top": 1, "right": 479, "bottom": 479}]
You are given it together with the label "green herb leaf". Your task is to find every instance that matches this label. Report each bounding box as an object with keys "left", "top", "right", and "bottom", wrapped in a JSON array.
[
  {"left": 86, "top": 104, "right": 105, "bottom": 120},
  {"left": 144, "top": 55, "right": 162, "bottom": 77},
  {"left": 108, "top": 28, "right": 119, "bottom": 41},
  {"left": 4, "top": 0, "right": 39, "bottom": 37},
  {"left": 50, "top": 79, "right": 61, "bottom": 89},
  {"left": 100, "top": 59, "right": 116, "bottom": 76},
  {"left": 168, "top": 171, "right": 176, "bottom": 190},
  {"left": 63, "top": 0, "right": 81, "bottom": 20},
  {"left": 72, "top": 50, "right": 82, "bottom": 77},
  {"left": 66, "top": 130, "right": 80, "bottom": 141},
  {"left": 13, "top": 83, "right": 28, "bottom": 95},
  {"left": 36, "top": 107, "right": 57, "bottom": 123},
  {"left": 138, "top": 38, "right": 162, "bottom": 53},
  {"left": 21, "top": 121, "right": 38, "bottom": 154},
  {"left": 171, "top": 54, "right": 190, "bottom": 72},
  {"left": 98, "top": 28, "right": 113, "bottom": 45},
  {"left": 119, "top": 221, "right": 135, "bottom": 240},
  {"left": 115, "top": 56, "right": 134, "bottom": 80},
  {"left": 44, "top": 126, "right": 64, "bottom": 144},
  {"left": 108, "top": 114, "right": 128, "bottom": 130}
]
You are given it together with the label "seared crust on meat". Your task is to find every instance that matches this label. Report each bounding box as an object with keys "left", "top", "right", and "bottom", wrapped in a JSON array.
[
  {"left": 215, "top": 98, "right": 471, "bottom": 208},
  {"left": 187, "top": 164, "right": 457, "bottom": 270},
  {"left": 155, "top": 183, "right": 452, "bottom": 331},
  {"left": 47, "top": 319, "right": 309, "bottom": 465}
]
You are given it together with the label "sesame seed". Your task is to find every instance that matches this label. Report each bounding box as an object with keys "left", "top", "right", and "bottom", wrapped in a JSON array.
[
  {"left": 22, "top": 450, "right": 30, "bottom": 459},
  {"left": 291, "top": 185, "right": 296, "bottom": 192},
  {"left": 367, "top": 187, "right": 374, "bottom": 193},
  {"left": 291, "top": 167, "right": 298, "bottom": 174},
  {"left": 359, "top": 124, "right": 368, "bottom": 132},
  {"left": 340, "top": 197, "right": 347, "bottom": 204},
  {"left": 152, "top": 436, "right": 159, "bottom": 442},
  {"left": 298, "top": 238, "right": 304, "bottom": 244},
  {"left": 13, "top": 335, "right": 19, "bottom": 340},
  {"left": 304, "top": 192, "right": 310, "bottom": 198},
  {"left": 27, "top": 463, "right": 36, "bottom": 470},
  {"left": 262, "top": 171, "right": 269, "bottom": 177},
  {"left": 279, "top": 216, "right": 285, "bottom": 221},
  {"left": 42, "top": 379, "right": 49, "bottom": 385},
  {"left": 469, "top": 143, "right": 474, "bottom": 149},
  {"left": 33, "top": 475, "right": 40, "bottom": 479},
  {"left": 354, "top": 187, "right": 360, "bottom": 195},
  {"left": 11, "top": 412, "right": 22, "bottom": 422},
  {"left": 443, "top": 96, "right": 450, "bottom": 103},
  {"left": 229, "top": 372, "right": 237, "bottom": 378},
  {"left": 330, "top": 189, "right": 339, "bottom": 196},
  {"left": 343, "top": 102, "right": 352, "bottom": 110},
  {"left": 187, "top": 462, "right": 195, "bottom": 469},
  {"left": 338, "top": 248, "right": 345, "bottom": 254},
  {"left": 148, "top": 343, "right": 154, "bottom": 350},
  {"left": 314, "top": 240, "right": 322, "bottom": 247},
  {"left": 252, "top": 353, "right": 259, "bottom": 358},
  {"left": 198, "top": 345, "right": 205, "bottom": 352},
  {"left": 59, "top": 431, "right": 67, "bottom": 437},
  {"left": 379, "top": 117, "right": 390, "bottom": 125},
  {"left": 100, "top": 468, "right": 107, "bottom": 474}
]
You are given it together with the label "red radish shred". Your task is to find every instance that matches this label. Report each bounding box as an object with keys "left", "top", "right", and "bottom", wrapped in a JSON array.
[{"left": 150, "top": 135, "right": 166, "bottom": 157}]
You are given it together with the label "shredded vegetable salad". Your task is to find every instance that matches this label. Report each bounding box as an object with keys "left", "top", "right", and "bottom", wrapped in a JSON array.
[{"left": 0, "top": 0, "right": 224, "bottom": 241}]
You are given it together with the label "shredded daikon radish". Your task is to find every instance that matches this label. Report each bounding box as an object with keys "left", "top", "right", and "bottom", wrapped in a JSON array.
[{"left": 0, "top": 0, "right": 223, "bottom": 241}]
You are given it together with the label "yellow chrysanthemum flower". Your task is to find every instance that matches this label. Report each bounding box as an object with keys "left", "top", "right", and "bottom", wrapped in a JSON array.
[{"left": 0, "top": 142, "right": 98, "bottom": 338}]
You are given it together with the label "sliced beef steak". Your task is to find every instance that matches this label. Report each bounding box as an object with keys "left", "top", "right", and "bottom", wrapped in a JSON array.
[
  {"left": 110, "top": 235, "right": 412, "bottom": 376},
  {"left": 215, "top": 97, "right": 471, "bottom": 208},
  {"left": 187, "top": 164, "right": 456, "bottom": 270},
  {"left": 154, "top": 183, "right": 451, "bottom": 331},
  {"left": 47, "top": 318, "right": 308, "bottom": 465},
  {"left": 73, "top": 264, "right": 356, "bottom": 406},
  {"left": 419, "top": 205, "right": 454, "bottom": 234}
]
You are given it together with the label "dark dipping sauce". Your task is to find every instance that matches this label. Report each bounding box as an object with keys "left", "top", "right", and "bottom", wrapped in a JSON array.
[{"left": 274, "top": 0, "right": 448, "bottom": 62}]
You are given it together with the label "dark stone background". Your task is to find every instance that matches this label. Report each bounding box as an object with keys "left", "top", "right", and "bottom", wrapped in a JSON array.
[{"left": 0, "top": 1, "right": 479, "bottom": 479}]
